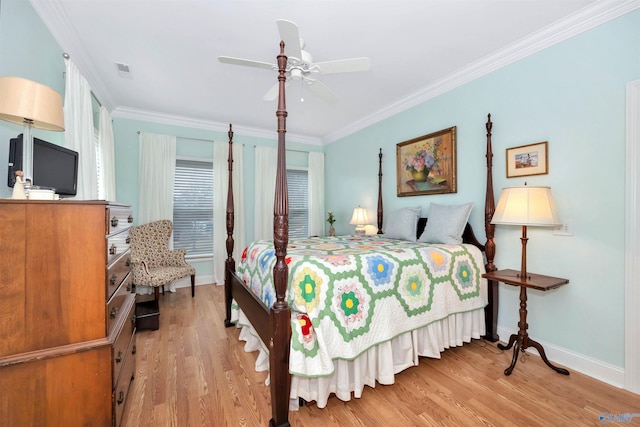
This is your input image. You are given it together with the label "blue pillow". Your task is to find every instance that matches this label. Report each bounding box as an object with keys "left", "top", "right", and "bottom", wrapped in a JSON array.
[
  {"left": 418, "top": 203, "right": 472, "bottom": 244},
  {"left": 384, "top": 207, "right": 421, "bottom": 241}
]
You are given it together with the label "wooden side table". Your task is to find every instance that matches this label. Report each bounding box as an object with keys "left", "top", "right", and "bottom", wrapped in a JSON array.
[{"left": 482, "top": 269, "right": 570, "bottom": 376}]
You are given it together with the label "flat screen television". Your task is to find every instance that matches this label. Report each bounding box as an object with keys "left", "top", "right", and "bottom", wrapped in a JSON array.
[{"left": 7, "top": 134, "right": 79, "bottom": 196}]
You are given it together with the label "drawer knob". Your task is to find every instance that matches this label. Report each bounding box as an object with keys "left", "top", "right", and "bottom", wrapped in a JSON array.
[
  {"left": 116, "top": 350, "right": 123, "bottom": 364},
  {"left": 109, "top": 244, "right": 117, "bottom": 255},
  {"left": 117, "top": 391, "right": 125, "bottom": 405},
  {"left": 110, "top": 307, "right": 118, "bottom": 319},
  {"left": 125, "top": 236, "right": 131, "bottom": 244},
  {"left": 111, "top": 216, "right": 119, "bottom": 227},
  {"left": 128, "top": 214, "right": 133, "bottom": 223},
  {"left": 125, "top": 257, "right": 131, "bottom": 267},
  {"left": 110, "top": 274, "right": 117, "bottom": 286}
]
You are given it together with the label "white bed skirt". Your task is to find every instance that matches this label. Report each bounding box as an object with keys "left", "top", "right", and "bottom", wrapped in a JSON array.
[{"left": 233, "top": 308, "right": 486, "bottom": 409}]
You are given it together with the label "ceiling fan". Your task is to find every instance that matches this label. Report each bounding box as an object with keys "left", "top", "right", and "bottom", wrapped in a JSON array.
[{"left": 218, "top": 19, "right": 371, "bottom": 103}]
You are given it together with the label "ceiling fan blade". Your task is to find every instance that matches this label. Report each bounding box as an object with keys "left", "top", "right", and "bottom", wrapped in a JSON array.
[
  {"left": 276, "top": 19, "right": 302, "bottom": 60},
  {"left": 314, "top": 57, "right": 371, "bottom": 74},
  {"left": 218, "top": 56, "right": 275, "bottom": 70},
  {"left": 306, "top": 79, "right": 339, "bottom": 104},
  {"left": 262, "top": 80, "right": 291, "bottom": 101}
]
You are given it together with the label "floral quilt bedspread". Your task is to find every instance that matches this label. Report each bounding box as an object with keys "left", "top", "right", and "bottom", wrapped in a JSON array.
[{"left": 234, "top": 235, "right": 487, "bottom": 377}]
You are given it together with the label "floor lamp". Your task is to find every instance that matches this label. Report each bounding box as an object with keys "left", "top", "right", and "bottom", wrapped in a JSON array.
[
  {"left": 491, "top": 185, "right": 561, "bottom": 278},
  {"left": 0, "top": 76, "right": 65, "bottom": 184}
]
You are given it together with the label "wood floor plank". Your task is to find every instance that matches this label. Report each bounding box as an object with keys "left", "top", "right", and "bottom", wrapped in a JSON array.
[{"left": 121, "top": 284, "right": 640, "bottom": 426}]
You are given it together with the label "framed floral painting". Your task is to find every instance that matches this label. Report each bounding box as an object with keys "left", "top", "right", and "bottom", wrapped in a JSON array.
[{"left": 396, "top": 126, "right": 457, "bottom": 197}]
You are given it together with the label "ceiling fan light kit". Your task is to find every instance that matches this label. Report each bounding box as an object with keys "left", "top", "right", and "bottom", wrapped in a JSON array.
[{"left": 218, "top": 19, "right": 370, "bottom": 103}]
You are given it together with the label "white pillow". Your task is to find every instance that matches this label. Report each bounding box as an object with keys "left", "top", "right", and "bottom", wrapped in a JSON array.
[
  {"left": 384, "top": 207, "right": 421, "bottom": 241},
  {"left": 418, "top": 203, "right": 473, "bottom": 244}
]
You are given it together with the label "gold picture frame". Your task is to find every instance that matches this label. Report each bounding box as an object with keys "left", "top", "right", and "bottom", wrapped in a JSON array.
[
  {"left": 506, "top": 141, "right": 548, "bottom": 178},
  {"left": 396, "top": 126, "right": 457, "bottom": 197}
]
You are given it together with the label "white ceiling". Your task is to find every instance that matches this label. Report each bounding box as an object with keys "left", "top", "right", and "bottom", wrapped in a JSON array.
[{"left": 30, "top": 0, "right": 629, "bottom": 144}]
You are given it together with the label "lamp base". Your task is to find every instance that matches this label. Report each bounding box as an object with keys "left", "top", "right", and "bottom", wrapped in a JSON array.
[{"left": 354, "top": 226, "right": 366, "bottom": 236}]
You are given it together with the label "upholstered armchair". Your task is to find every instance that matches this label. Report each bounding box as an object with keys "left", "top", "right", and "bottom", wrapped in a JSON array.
[{"left": 129, "top": 220, "right": 196, "bottom": 300}]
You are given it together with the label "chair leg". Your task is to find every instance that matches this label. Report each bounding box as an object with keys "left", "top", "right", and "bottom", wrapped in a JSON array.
[
  {"left": 162, "top": 285, "right": 165, "bottom": 295},
  {"left": 191, "top": 274, "right": 195, "bottom": 297},
  {"left": 154, "top": 286, "right": 160, "bottom": 301}
]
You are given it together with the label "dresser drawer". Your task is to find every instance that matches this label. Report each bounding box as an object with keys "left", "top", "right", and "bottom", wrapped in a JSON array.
[
  {"left": 112, "top": 297, "right": 136, "bottom": 385},
  {"left": 107, "top": 250, "right": 131, "bottom": 300},
  {"left": 107, "top": 207, "right": 133, "bottom": 235},
  {"left": 113, "top": 333, "right": 136, "bottom": 427},
  {"left": 107, "top": 228, "right": 130, "bottom": 264},
  {"left": 107, "top": 274, "right": 132, "bottom": 335}
]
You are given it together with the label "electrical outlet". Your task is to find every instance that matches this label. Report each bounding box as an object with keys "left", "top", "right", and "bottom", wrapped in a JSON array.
[{"left": 553, "top": 220, "right": 573, "bottom": 236}]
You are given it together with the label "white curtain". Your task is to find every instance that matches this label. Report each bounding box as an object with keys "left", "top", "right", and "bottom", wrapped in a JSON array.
[
  {"left": 254, "top": 146, "right": 277, "bottom": 240},
  {"left": 63, "top": 59, "right": 97, "bottom": 199},
  {"left": 213, "top": 141, "right": 245, "bottom": 285},
  {"left": 98, "top": 106, "right": 116, "bottom": 201},
  {"left": 137, "top": 132, "right": 176, "bottom": 224},
  {"left": 308, "top": 152, "right": 325, "bottom": 237}
]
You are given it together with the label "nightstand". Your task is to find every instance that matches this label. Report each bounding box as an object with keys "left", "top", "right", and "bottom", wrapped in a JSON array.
[{"left": 482, "top": 268, "right": 570, "bottom": 376}]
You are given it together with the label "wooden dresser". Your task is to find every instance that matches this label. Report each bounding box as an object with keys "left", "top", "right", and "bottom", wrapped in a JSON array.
[{"left": 0, "top": 200, "right": 136, "bottom": 427}]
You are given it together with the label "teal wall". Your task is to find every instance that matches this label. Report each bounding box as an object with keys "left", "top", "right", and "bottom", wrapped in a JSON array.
[
  {"left": 112, "top": 117, "right": 322, "bottom": 279},
  {"left": 0, "top": 0, "right": 65, "bottom": 200},
  {"left": 2, "top": 0, "right": 638, "bottom": 373},
  {"left": 112, "top": 117, "right": 323, "bottom": 239},
  {"left": 325, "top": 11, "right": 640, "bottom": 368}
]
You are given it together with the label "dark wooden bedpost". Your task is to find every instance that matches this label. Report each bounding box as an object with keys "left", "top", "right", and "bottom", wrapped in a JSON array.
[
  {"left": 377, "top": 148, "right": 383, "bottom": 234},
  {"left": 483, "top": 114, "right": 499, "bottom": 342},
  {"left": 224, "top": 124, "right": 235, "bottom": 327},
  {"left": 270, "top": 41, "right": 292, "bottom": 427}
]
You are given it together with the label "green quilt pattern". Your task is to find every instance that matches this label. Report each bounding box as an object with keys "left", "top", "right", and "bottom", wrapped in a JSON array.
[{"left": 235, "top": 235, "right": 487, "bottom": 377}]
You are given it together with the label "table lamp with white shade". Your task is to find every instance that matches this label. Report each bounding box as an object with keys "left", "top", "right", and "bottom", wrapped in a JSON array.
[
  {"left": 491, "top": 185, "right": 561, "bottom": 279},
  {"left": 349, "top": 206, "right": 369, "bottom": 236},
  {"left": 0, "top": 76, "right": 65, "bottom": 185}
]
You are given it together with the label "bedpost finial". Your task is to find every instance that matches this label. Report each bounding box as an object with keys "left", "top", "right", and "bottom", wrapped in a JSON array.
[{"left": 280, "top": 40, "right": 285, "bottom": 54}]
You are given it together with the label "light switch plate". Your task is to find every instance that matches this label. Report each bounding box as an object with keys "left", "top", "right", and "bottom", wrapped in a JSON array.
[{"left": 553, "top": 220, "right": 573, "bottom": 236}]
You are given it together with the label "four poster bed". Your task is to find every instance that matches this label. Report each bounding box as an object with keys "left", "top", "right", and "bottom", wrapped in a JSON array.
[{"left": 224, "top": 42, "right": 498, "bottom": 427}]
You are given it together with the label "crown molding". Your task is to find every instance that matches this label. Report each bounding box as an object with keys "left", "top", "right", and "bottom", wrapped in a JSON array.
[
  {"left": 111, "top": 106, "right": 323, "bottom": 145},
  {"left": 324, "top": 0, "right": 640, "bottom": 143},
  {"left": 30, "top": 0, "right": 639, "bottom": 145},
  {"left": 28, "top": 0, "right": 115, "bottom": 112}
]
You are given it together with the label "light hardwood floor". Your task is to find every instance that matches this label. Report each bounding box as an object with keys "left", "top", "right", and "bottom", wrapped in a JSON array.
[{"left": 121, "top": 284, "right": 640, "bottom": 426}]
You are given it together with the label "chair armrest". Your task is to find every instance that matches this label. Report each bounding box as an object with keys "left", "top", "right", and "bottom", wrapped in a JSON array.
[
  {"left": 166, "top": 249, "right": 190, "bottom": 267},
  {"left": 130, "top": 255, "right": 153, "bottom": 284}
]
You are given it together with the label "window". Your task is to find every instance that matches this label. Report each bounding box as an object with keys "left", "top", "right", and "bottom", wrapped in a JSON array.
[
  {"left": 173, "top": 159, "right": 214, "bottom": 257},
  {"left": 287, "top": 168, "right": 308, "bottom": 238}
]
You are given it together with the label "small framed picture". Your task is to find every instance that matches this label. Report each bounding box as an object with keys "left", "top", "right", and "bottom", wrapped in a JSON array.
[{"left": 506, "top": 141, "right": 548, "bottom": 178}]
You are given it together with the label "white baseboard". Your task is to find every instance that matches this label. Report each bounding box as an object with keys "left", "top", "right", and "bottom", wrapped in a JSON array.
[
  {"left": 496, "top": 326, "right": 627, "bottom": 390},
  {"left": 170, "top": 274, "right": 216, "bottom": 289}
]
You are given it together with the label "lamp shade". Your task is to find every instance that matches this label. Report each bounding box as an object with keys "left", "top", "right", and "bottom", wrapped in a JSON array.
[
  {"left": 491, "top": 186, "right": 561, "bottom": 226},
  {"left": 0, "top": 76, "right": 64, "bottom": 131},
  {"left": 349, "top": 207, "right": 369, "bottom": 226}
]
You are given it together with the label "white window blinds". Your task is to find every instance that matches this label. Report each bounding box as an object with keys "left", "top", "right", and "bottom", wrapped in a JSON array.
[
  {"left": 287, "top": 169, "right": 309, "bottom": 238},
  {"left": 173, "top": 159, "right": 214, "bottom": 257}
]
